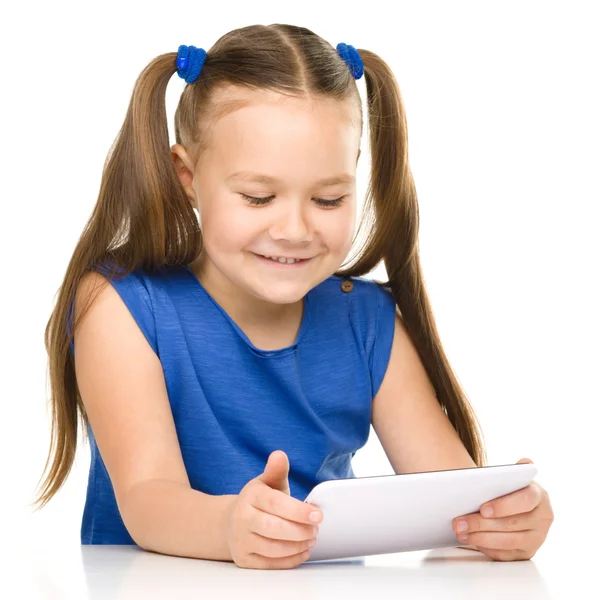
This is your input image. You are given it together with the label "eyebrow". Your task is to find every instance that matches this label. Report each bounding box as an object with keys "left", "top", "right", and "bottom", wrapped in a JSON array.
[{"left": 225, "top": 170, "right": 355, "bottom": 186}]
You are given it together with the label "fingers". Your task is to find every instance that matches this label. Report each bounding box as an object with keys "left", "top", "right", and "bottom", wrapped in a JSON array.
[
  {"left": 251, "top": 483, "right": 323, "bottom": 530},
  {"left": 229, "top": 479, "right": 321, "bottom": 570},
  {"left": 457, "top": 530, "right": 541, "bottom": 553},
  {"left": 457, "top": 544, "right": 482, "bottom": 552},
  {"left": 479, "top": 482, "right": 542, "bottom": 519},
  {"left": 248, "top": 530, "right": 317, "bottom": 558},
  {"left": 249, "top": 504, "right": 319, "bottom": 541},
  {"left": 239, "top": 548, "right": 312, "bottom": 570},
  {"left": 472, "top": 546, "right": 531, "bottom": 562},
  {"left": 453, "top": 505, "right": 538, "bottom": 536}
]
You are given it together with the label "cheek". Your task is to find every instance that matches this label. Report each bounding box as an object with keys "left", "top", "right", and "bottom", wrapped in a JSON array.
[
  {"left": 324, "top": 210, "right": 356, "bottom": 249},
  {"left": 206, "top": 214, "right": 259, "bottom": 253}
]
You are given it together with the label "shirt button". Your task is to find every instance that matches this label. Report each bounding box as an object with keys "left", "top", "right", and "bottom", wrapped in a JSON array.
[{"left": 341, "top": 280, "right": 354, "bottom": 293}]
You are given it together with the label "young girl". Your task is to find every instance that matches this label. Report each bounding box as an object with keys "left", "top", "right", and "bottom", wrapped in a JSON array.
[{"left": 32, "top": 24, "right": 553, "bottom": 569}]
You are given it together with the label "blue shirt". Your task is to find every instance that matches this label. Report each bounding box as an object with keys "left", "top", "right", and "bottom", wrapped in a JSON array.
[{"left": 69, "top": 264, "right": 396, "bottom": 544}]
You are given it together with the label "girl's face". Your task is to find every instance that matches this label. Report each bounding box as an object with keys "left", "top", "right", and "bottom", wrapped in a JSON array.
[{"left": 173, "top": 88, "right": 361, "bottom": 316}]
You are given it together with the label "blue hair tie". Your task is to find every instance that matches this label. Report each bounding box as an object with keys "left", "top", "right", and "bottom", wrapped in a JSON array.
[
  {"left": 336, "top": 43, "right": 364, "bottom": 80},
  {"left": 176, "top": 45, "right": 207, "bottom": 84},
  {"left": 176, "top": 42, "right": 363, "bottom": 84}
]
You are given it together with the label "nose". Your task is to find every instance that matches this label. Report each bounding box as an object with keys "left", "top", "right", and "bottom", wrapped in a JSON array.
[{"left": 269, "top": 201, "right": 312, "bottom": 243}]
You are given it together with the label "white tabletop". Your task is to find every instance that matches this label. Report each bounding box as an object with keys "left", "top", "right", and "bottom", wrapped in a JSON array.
[{"left": 5, "top": 537, "right": 583, "bottom": 599}]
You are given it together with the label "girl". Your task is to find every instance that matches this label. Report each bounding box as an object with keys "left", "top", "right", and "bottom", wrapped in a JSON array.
[{"left": 32, "top": 24, "right": 553, "bottom": 569}]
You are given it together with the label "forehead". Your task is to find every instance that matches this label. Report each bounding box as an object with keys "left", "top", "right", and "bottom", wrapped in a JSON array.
[
  {"left": 203, "top": 86, "right": 361, "bottom": 173},
  {"left": 208, "top": 85, "right": 360, "bottom": 128}
]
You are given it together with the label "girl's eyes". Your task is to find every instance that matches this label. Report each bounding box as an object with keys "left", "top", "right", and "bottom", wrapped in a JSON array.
[{"left": 239, "top": 193, "right": 346, "bottom": 208}]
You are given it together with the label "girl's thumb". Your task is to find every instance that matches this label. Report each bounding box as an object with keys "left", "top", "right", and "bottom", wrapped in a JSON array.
[{"left": 258, "top": 450, "right": 291, "bottom": 495}]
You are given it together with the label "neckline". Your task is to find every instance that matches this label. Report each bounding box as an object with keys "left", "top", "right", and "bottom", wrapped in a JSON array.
[{"left": 181, "top": 264, "right": 312, "bottom": 357}]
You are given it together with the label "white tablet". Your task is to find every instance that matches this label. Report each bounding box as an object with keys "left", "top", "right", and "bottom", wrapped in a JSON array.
[{"left": 303, "top": 462, "right": 537, "bottom": 562}]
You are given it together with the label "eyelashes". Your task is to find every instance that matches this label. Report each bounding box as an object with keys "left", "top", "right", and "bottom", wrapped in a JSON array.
[{"left": 239, "top": 194, "right": 346, "bottom": 208}]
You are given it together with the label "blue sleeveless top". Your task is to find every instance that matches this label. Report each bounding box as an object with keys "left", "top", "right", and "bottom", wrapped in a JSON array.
[{"left": 69, "top": 264, "right": 396, "bottom": 544}]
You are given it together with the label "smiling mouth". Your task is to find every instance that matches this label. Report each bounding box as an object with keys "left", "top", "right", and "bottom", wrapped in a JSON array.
[{"left": 253, "top": 253, "right": 313, "bottom": 265}]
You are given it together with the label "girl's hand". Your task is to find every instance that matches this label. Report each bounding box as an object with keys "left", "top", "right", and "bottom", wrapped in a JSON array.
[
  {"left": 452, "top": 458, "right": 554, "bottom": 561},
  {"left": 224, "top": 450, "right": 322, "bottom": 570}
]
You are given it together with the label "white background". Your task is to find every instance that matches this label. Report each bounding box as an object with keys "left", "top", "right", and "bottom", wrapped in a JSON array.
[{"left": 1, "top": 0, "right": 593, "bottom": 591}]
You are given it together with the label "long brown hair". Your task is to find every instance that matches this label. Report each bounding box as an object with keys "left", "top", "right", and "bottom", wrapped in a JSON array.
[{"left": 32, "top": 23, "right": 487, "bottom": 511}]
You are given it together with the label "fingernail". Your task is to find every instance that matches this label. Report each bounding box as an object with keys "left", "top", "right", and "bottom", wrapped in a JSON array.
[
  {"left": 459, "top": 534, "right": 468, "bottom": 541},
  {"left": 455, "top": 520, "right": 468, "bottom": 533},
  {"left": 482, "top": 505, "right": 494, "bottom": 518},
  {"left": 308, "top": 538, "right": 317, "bottom": 548},
  {"left": 310, "top": 511, "right": 322, "bottom": 523}
]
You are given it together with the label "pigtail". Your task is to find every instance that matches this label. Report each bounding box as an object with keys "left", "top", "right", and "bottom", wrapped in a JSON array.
[
  {"left": 32, "top": 52, "right": 201, "bottom": 510},
  {"left": 336, "top": 50, "right": 488, "bottom": 468},
  {"left": 92, "top": 53, "right": 202, "bottom": 272}
]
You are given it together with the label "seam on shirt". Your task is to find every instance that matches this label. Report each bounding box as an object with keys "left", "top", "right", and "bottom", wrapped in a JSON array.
[
  {"left": 371, "top": 282, "right": 382, "bottom": 397},
  {"left": 105, "top": 276, "right": 159, "bottom": 358},
  {"left": 345, "top": 282, "right": 367, "bottom": 375},
  {"left": 139, "top": 273, "right": 160, "bottom": 356},
  {"left": 89, "top": 442, "right": 97, "bottom": 544},
  {"left": 373, "top": 284, "right": 397, "bottom": 400}
]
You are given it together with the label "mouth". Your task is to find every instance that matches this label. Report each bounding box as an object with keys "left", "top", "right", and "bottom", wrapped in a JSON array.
[{"left": 253, "top": 253, "right": 313, "bottom": 268}]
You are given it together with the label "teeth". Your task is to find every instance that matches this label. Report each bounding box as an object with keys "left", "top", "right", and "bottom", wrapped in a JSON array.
[{"left": 264, "top": 256, "right": 301, "bottom": 264}]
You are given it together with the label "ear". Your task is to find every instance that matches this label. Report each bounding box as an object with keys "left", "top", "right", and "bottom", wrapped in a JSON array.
[{"left": 171, "top": 144, "right": 197, "bottom": 205}]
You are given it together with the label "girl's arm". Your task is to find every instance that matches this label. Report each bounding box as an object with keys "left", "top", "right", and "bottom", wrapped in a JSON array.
[
  {"left": 371, "top": 313, "right": 483, "bottom": 550},
  {"left": 74, "top": 271, "right": 235, "bottom": 559},
  {"left": 371, "top": 313, "right": 477, "bottom": 475}
]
